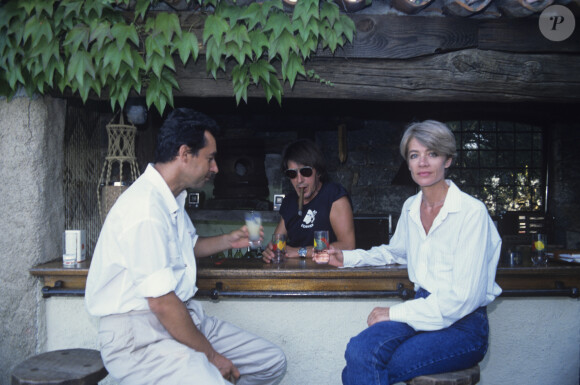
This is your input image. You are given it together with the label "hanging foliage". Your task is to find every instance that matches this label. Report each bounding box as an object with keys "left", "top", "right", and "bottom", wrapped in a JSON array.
[{"left": 0, "top": 0, "right": 355, "bottom": 114}]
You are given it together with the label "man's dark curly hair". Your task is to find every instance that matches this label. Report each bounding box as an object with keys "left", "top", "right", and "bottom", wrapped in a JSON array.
[{"left": 155, "top": 108, "right": 221, "bottom": 163}]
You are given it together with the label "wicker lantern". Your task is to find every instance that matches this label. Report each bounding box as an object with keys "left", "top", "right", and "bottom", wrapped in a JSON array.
[{"left": 97, "top": 114, "right": 140, "bottom": 223}]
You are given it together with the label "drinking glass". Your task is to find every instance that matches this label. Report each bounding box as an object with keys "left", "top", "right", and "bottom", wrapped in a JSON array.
[
  {"left": 271, "top": 234, "right": 286, "bottom": 263},
  {"left": 313, "top": 230, "right": 330, "bottom": 264},
  {"left": 245, "top": 211, "right": 262, "bottom": 249},
  {"left": 531, "top": 233, "right": 548, "bottom": 266}
]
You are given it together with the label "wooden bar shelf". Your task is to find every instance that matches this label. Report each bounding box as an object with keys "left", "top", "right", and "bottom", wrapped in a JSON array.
[{"left": 30, "top": 257, "right": 580, "bottom": 299}]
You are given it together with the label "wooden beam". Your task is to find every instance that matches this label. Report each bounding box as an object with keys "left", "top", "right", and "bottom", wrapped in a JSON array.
[
  {"left": 479, "top": 19, "right": 580, "bottom": 53},
  {"left": 174, "top": 49, "right": 580, "bottom": 102}
]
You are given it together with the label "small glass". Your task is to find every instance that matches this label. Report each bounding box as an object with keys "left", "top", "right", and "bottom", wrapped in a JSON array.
[
  {"left": 531, "top": 233, "right": 548, "bottom": 266},
  {"left": 245, "top": 211, "right": 262, "bottom": 249},
  {"left": 271, "top": 234, "right": 286, "bottom": 263},
  {"left": 313, "top": 230, "right": 330, "bottom": 264}
]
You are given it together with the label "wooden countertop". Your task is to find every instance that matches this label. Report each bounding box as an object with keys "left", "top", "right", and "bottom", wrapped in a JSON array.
[{"left": 30, "top": 256, "right": 580, "bottom": 298}]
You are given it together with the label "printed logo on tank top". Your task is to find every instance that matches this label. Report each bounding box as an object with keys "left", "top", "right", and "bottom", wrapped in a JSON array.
[{"left": 301, "top": 209, "right": 317, "bottom": 228}]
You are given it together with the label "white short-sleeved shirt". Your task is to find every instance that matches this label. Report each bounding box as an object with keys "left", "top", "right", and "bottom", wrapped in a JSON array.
[
  {"left": 343, "top": 180, "right": 502, "bottom": 331},
  {"left": 85, "top": 164, "right": 198, "bottom": 317}
]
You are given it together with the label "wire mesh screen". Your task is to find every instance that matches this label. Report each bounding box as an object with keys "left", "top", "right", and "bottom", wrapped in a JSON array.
[{"left": 64, "top": 103, "right": 108, "bottom": 257}]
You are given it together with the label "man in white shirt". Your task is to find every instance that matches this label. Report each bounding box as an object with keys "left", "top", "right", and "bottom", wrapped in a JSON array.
[{"left": 85, "top": 108, "right": 286, "bottom": 385}]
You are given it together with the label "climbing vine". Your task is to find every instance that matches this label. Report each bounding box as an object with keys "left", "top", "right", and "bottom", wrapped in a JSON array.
[{"left": 0, "top": 0, "right": 355, "bottom": 114}]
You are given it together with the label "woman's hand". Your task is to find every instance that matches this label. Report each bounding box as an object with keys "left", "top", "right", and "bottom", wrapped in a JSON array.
[
  {"left": 367, "top": 307, "right": 390, "bottom": 327},
  {"left": 261, "top": 242, "right": 275, "bottom": 263},
  {"left": 326, "top": 246, "right": 345, "bottom": 267}
]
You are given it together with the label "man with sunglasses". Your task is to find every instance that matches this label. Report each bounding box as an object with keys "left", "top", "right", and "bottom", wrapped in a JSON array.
[{"left": 262, "top": 139, "right": 355, "bottom": 262}]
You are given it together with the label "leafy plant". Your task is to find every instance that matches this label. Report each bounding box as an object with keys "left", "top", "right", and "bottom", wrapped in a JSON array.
[{"left": 0, "top": 0, "right": 355, "bottom": 114}]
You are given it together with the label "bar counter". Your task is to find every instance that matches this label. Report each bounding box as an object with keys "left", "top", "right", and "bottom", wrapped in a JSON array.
[{"left": 30, "top": 256, "right": 580, "bottom": 298}]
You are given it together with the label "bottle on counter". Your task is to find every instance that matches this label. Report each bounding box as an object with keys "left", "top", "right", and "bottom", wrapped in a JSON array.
[{"left": 233, "top": 249, "right": 243, "bottom": 259}]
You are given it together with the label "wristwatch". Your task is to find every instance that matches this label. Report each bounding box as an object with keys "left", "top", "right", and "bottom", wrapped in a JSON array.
[{"left": 298, "top": 247, "right": 307, "bottom": 258}]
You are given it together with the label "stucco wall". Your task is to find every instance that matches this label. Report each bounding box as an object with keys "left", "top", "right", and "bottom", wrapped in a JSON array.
[
  {"left": 44, "top": 296, "right": 579, "bottom": 385},
  {"left": 0, "top": 96, "right": 66, "bottom": 384}
]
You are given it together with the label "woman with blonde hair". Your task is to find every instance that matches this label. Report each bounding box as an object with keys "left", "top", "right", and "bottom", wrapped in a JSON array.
[{"left": 328, "top": 120, "right": 502, "bottom": 385}]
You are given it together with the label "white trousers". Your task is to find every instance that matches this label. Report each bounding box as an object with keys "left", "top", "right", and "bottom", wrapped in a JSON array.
[{"left": 98, "top": 299, "right": 286, "bottom": 385}]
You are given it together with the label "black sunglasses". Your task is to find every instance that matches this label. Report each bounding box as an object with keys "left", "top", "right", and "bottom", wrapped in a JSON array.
[{"left": 285, "top": 167, "right": 313, "bottom": 179}]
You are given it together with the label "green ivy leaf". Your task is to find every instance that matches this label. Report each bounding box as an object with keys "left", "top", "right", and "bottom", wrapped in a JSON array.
[
  {"left": 24, "top": 16, "right": 55, "bottom": 48},
  {"left": 263, "top": 13, "right": 292, "bottom": 38},
  {"left": 320, "top": 25, "right": 340, "bottom": 52},
  {"left": 294, "top": 0, "right": 320, "bottom": 26},
  {"left": 249, "top": 59, "right": 275, "bottom": 85},
  {"left": 217, "top": 3, "right": 243, "bottom": 26},
  {"left": 296, "top": 32, "right": 318, "bottom": 58},
  {"left": 205, "top": 38, "right": 223, "bottom": 73},
  {"left": 203, "top": 15, "right": 229, "bottom": 47},
  {"left": 259, "top": 0, "right": 284, "bottom": 19},
  {"left": 145, "top": 33, "right": 167, "bottom": 58},
  {"left": 233, "top": 74, "right": 249, "bottom": 104},
  {"left": 320, "top": 1, "right": 340, "bottom": 27},
  {"left": 155, "top": 12, "right": 182, "bottom": 42},
  {"left": 120, "top": 44, "right": 134, "bottom": 68},
  {"left": 228, "top": 41, "right": 252, "bottom": 66},
  {"left": 224, "top": 24, "right": 250, "bottom": 51},
  {"left": 293, "top": 17, "right": 318, "bottom": 43},
  {"left": 173, "top": 31, "right": 199, "bottom": 64},
  {"left": 268, "top": 29, "right": 298, "bottom": 64},
  {"left": 0, "top": 1, "right": 23, "bottom": 28},
  {"left": 62, "top": 1, "right": 83, "bottom": 20},
  {"left": 67, "top": 49, "right": 95, "bottom": 89},
  {"left": 89, "top": 20, "right": 112, "bottom": 52},
  {"left": 6, "top": 65, "right": 24, "bottom": 89},
  {"left": 111, "top": 23, "right": 139, "bottom": 50},
  {"left": 78, "top": 73, "right": 93, "bottom": 102},
  {"left": 282, "top": 51, "right": 306, "bottom": 87},
  {"left": 262, "top": 75, "right": 282, "bottom": 105},
  {"left": 102, "top": 44, "right": 124, "bottom": 76},
  {"left": 249, "top": 30, "right": 269, "bottom": 59},
  {"left": 62, "top": 24, "right": 90, "bottom": 54},
  {"left": 240, "top": 3, "right": 265, "bottom": 31},
  {"left": 338, "top": 15, "right": 356, "bottom": 43},
  {"left": 134, "top": 0, "right": 151, "bottom": 21}
]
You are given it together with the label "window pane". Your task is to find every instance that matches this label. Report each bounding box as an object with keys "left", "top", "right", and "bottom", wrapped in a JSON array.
[
  {"left": 498, "top": 133, "right": 514, "bottom": 150},
  {"left": 480, "top": 151, "right": 496, "bottom": 167},
  {"left": 448, "top": 120, "right": 545, "bottom": 217},
  {"left": 515, "top": 151, "right": 531, "bottom": 168},
  {"left": 498, "top": 151, "right": 513, "bottom": 167}
]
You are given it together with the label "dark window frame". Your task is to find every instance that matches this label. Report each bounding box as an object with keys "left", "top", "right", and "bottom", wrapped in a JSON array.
[{"left": 446, "top": 120, "right": 547, "bottom": 219}]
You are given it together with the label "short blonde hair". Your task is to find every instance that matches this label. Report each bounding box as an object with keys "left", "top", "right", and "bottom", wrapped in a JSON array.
[{"left": 400, "top": 120, "right": 457, "bottom": 163}]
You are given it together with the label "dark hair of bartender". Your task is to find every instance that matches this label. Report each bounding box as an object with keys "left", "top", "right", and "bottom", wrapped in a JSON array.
[{"left": 281, "top": 139, "right": 329, "bottom": 183}]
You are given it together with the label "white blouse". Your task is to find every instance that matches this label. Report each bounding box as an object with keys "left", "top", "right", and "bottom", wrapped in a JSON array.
[{"left": 343, "top": 180, "right": 502, "bottom": 331}]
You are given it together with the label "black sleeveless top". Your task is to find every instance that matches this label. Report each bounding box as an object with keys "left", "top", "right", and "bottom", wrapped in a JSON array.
[{"left": 279, "top": 182, "right": 350, "bottom": 248}]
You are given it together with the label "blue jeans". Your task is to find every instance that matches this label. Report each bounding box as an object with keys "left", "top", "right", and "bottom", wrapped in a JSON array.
[{"left": 342, "top": 289, "right": 489, "bottom": 385}]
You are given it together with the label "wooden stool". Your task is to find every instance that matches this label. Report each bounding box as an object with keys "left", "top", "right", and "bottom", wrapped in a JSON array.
[
  {"left": 406, "top": 364, "right": 480, "bottom": 385},
  {"left": 12, "top": 348, "right": 108, "bottom": 385}
]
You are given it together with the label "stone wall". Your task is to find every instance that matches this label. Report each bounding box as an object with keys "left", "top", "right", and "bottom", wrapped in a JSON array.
[{"left": 0, "top": 96, "right": 66, "bottom": 384}]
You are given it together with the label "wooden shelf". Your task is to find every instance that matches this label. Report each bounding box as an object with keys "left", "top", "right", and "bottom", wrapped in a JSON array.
[{"left": 30, "top": 257, "right": 580, "bottom": 298}]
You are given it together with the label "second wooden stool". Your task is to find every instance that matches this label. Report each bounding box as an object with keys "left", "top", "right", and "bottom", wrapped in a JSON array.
[
  {"left": 406, "top": 364, "right": 480, "bottom": 385},
  {"left": 12, "top": 348, "right": 108, "bottom": 385}
]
